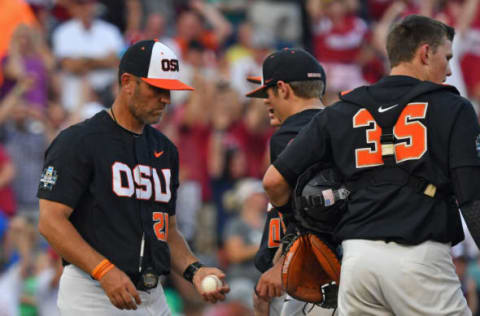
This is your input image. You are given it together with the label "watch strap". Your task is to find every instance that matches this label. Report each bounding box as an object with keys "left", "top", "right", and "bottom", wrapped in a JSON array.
[{"left": 183, "top": 261, "right": 204, "bottom": 283}]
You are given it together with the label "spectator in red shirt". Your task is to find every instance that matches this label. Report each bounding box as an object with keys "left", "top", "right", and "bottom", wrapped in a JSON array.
[
  {"left": 309, "top": 0, "right": 369, "bottom": 102},
  {"left": 0, "top": 145, "right": 16, "bottom": 218},
  {"left": 366, "top": 0, "right": 395, "bottom": 22},
  {"left": 228, "top": 99, "right": 272, "bottom": 180},
  {"left": 458, "top": 1, "right": 480, "bottom": 103}
]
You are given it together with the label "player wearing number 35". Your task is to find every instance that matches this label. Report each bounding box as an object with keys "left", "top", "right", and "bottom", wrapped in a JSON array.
[
  {"left": 263, "top": 15, "right": 480, "bottom": 316},
  {"left": 37, "top": 40, "right": 229, "bottom": 316}
]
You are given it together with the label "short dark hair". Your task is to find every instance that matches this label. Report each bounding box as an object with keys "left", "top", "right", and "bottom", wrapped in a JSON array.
[
  {"left": 272, "top": 80, "right": 324, "bottom": 100},
  {"left": 386, "top": 15, "right": 455, "bottom": 68}
]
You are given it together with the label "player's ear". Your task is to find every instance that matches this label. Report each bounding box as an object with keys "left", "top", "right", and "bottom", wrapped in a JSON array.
[
  {"left": 418, "top": 43, "right": 430, "bottom": 66},
  {"left": 120, "top": 73, "right": 136, "bottom": 95},
  {"left": 276, "top": 81, "right": 289, "bottom": 99}
]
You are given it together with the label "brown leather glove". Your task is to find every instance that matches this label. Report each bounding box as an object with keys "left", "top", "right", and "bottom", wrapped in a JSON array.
[{"left": 281, "top": 233, "right": 341, "bottom": 308}]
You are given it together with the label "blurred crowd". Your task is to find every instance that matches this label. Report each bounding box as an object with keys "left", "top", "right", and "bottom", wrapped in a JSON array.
[{"left": 1, "top": 0, "right": 480, "bottom": 315}]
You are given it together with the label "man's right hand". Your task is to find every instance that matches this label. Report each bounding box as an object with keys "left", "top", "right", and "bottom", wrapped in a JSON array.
[
  {"left": 99, "top": 266, "right": 141, "bottom": 310},
  {"left": 37, "top": 200, "right": 141, "bottom": 310}
]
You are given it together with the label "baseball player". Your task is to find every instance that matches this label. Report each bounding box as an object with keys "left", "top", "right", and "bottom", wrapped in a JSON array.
[
  {"left": 263, "top": 15, "right": 480, "bottom": 316},
  {"left": 37, "top": 40, "right": 229, "bottom": 315},
  {"left": 246, "top": 48, "right": 334, "bottom": 316}
]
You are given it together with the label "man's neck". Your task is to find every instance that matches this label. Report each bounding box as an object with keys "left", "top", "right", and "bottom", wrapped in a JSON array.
[
  {"left": 109, "top": 101, "right": 144, "bottom": 135},
  {"left": 284, "top": 98, "right": 325, "bottom": 119},
  {"left": 390, "top": 63, "right": 426, "bottom": 81}
]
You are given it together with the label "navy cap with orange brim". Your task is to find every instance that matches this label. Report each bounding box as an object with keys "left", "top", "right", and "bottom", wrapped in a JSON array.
[
  {"left": 246, "top": 48, "right": 326, "bottom": 98},
  {"left": 119, "top": 40, "right": 194, "bottom": 91},
  {"left": 245, "top": 80, "right": 275, "bottom": 98}
]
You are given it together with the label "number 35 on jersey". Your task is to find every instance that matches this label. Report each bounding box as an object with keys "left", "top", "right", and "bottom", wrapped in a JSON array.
[{"left": 353, "top": 102, "right": 428, "bottom": 168}]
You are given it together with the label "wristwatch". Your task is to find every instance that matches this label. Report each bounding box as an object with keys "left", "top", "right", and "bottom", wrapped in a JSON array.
[{"left": 183, "top": 261, "right": 204, "bottom": 283}]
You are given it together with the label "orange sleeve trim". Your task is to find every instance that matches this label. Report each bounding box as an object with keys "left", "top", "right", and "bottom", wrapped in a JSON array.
[
  {"left": 91, "top": 259, "right": 114, "bottom": 281},
  {"left": 340, "top": 89, "right": 352, "bottom": 96}
]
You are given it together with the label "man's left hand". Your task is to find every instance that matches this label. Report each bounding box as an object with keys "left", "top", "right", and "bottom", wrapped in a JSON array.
[
  {"left": 192, "top": 267, "right": 230, "bottom": 303},
  {"left": 255, "top": 259, "right": 284, "bottom": 300}
]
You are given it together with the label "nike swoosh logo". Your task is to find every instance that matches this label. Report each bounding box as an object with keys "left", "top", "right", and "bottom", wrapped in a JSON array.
[
  {"left": 154, "top": 151, "right": 164, "bottom": 158},
  {"left": 378, "top": 104, "right": 399, "bottom": 113}
]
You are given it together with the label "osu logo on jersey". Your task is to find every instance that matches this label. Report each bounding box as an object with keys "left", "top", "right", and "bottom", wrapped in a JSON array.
[{"left": 111, "top": 162, "right": 171, "bottom": 202}]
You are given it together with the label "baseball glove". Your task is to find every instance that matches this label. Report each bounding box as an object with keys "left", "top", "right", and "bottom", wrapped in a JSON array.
[{"left": 281, "top": 233, "right": 341, "bottom": 308}]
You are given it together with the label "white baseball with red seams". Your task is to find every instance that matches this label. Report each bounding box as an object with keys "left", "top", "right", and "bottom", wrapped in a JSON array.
[{"left": 201, "top": 275, "right": 222, "bottom": 293}]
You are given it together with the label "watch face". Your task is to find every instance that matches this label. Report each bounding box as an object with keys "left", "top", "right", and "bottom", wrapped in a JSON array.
[{"left": 142, "top": 272, "right": 158, "bottom": 289}]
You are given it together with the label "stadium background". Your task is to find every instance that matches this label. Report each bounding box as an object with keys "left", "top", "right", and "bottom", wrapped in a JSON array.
[{"left": 1, "top": 0, "right": 480, "bottom": 315}]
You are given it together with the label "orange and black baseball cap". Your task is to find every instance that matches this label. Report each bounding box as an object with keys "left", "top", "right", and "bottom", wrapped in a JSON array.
[
  {"left": 119, "top": 40, "right": 194, "bottom": 91},
  {"left": 246, "top": 48, "right": 326, "bottom": 98}
]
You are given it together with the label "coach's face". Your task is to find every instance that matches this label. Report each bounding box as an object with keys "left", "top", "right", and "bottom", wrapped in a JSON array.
[
  {"left": 126, "top": 75, "right": 171, "bottom": 125},
  {"left": 425, "top": 37, "right": 453, "bottom": 84}
]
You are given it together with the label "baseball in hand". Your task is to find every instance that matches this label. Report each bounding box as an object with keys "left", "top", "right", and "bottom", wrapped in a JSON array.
[{"left": 201, "top": 275, "right": 222, "bottom": 293}]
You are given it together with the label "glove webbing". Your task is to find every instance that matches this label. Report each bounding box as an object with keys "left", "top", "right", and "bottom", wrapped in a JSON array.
[{"left": 281, "top": 233, "right": 300, "bottom": 256}]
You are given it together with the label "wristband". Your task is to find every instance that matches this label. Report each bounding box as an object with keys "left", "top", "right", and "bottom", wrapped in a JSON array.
[
  {"left": 183, "top": 261, "right": 204, "bottom": 283},
  {"left": 92, "top": 259, "right": 115, "bottom": 281}
]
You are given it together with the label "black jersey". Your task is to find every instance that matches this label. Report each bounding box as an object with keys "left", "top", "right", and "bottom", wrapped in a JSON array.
[
  {"left": 255, "top": 109, "right": 321, "bottom": 273},
  {"left": 274, "top": 76, "right": 480, "bottom": 246},
  {"left": 37, "top": 111, "right": 179, "bottom": 276},
  {"left": 269, "top": 109, "right": 322, "bottom": 164}
]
